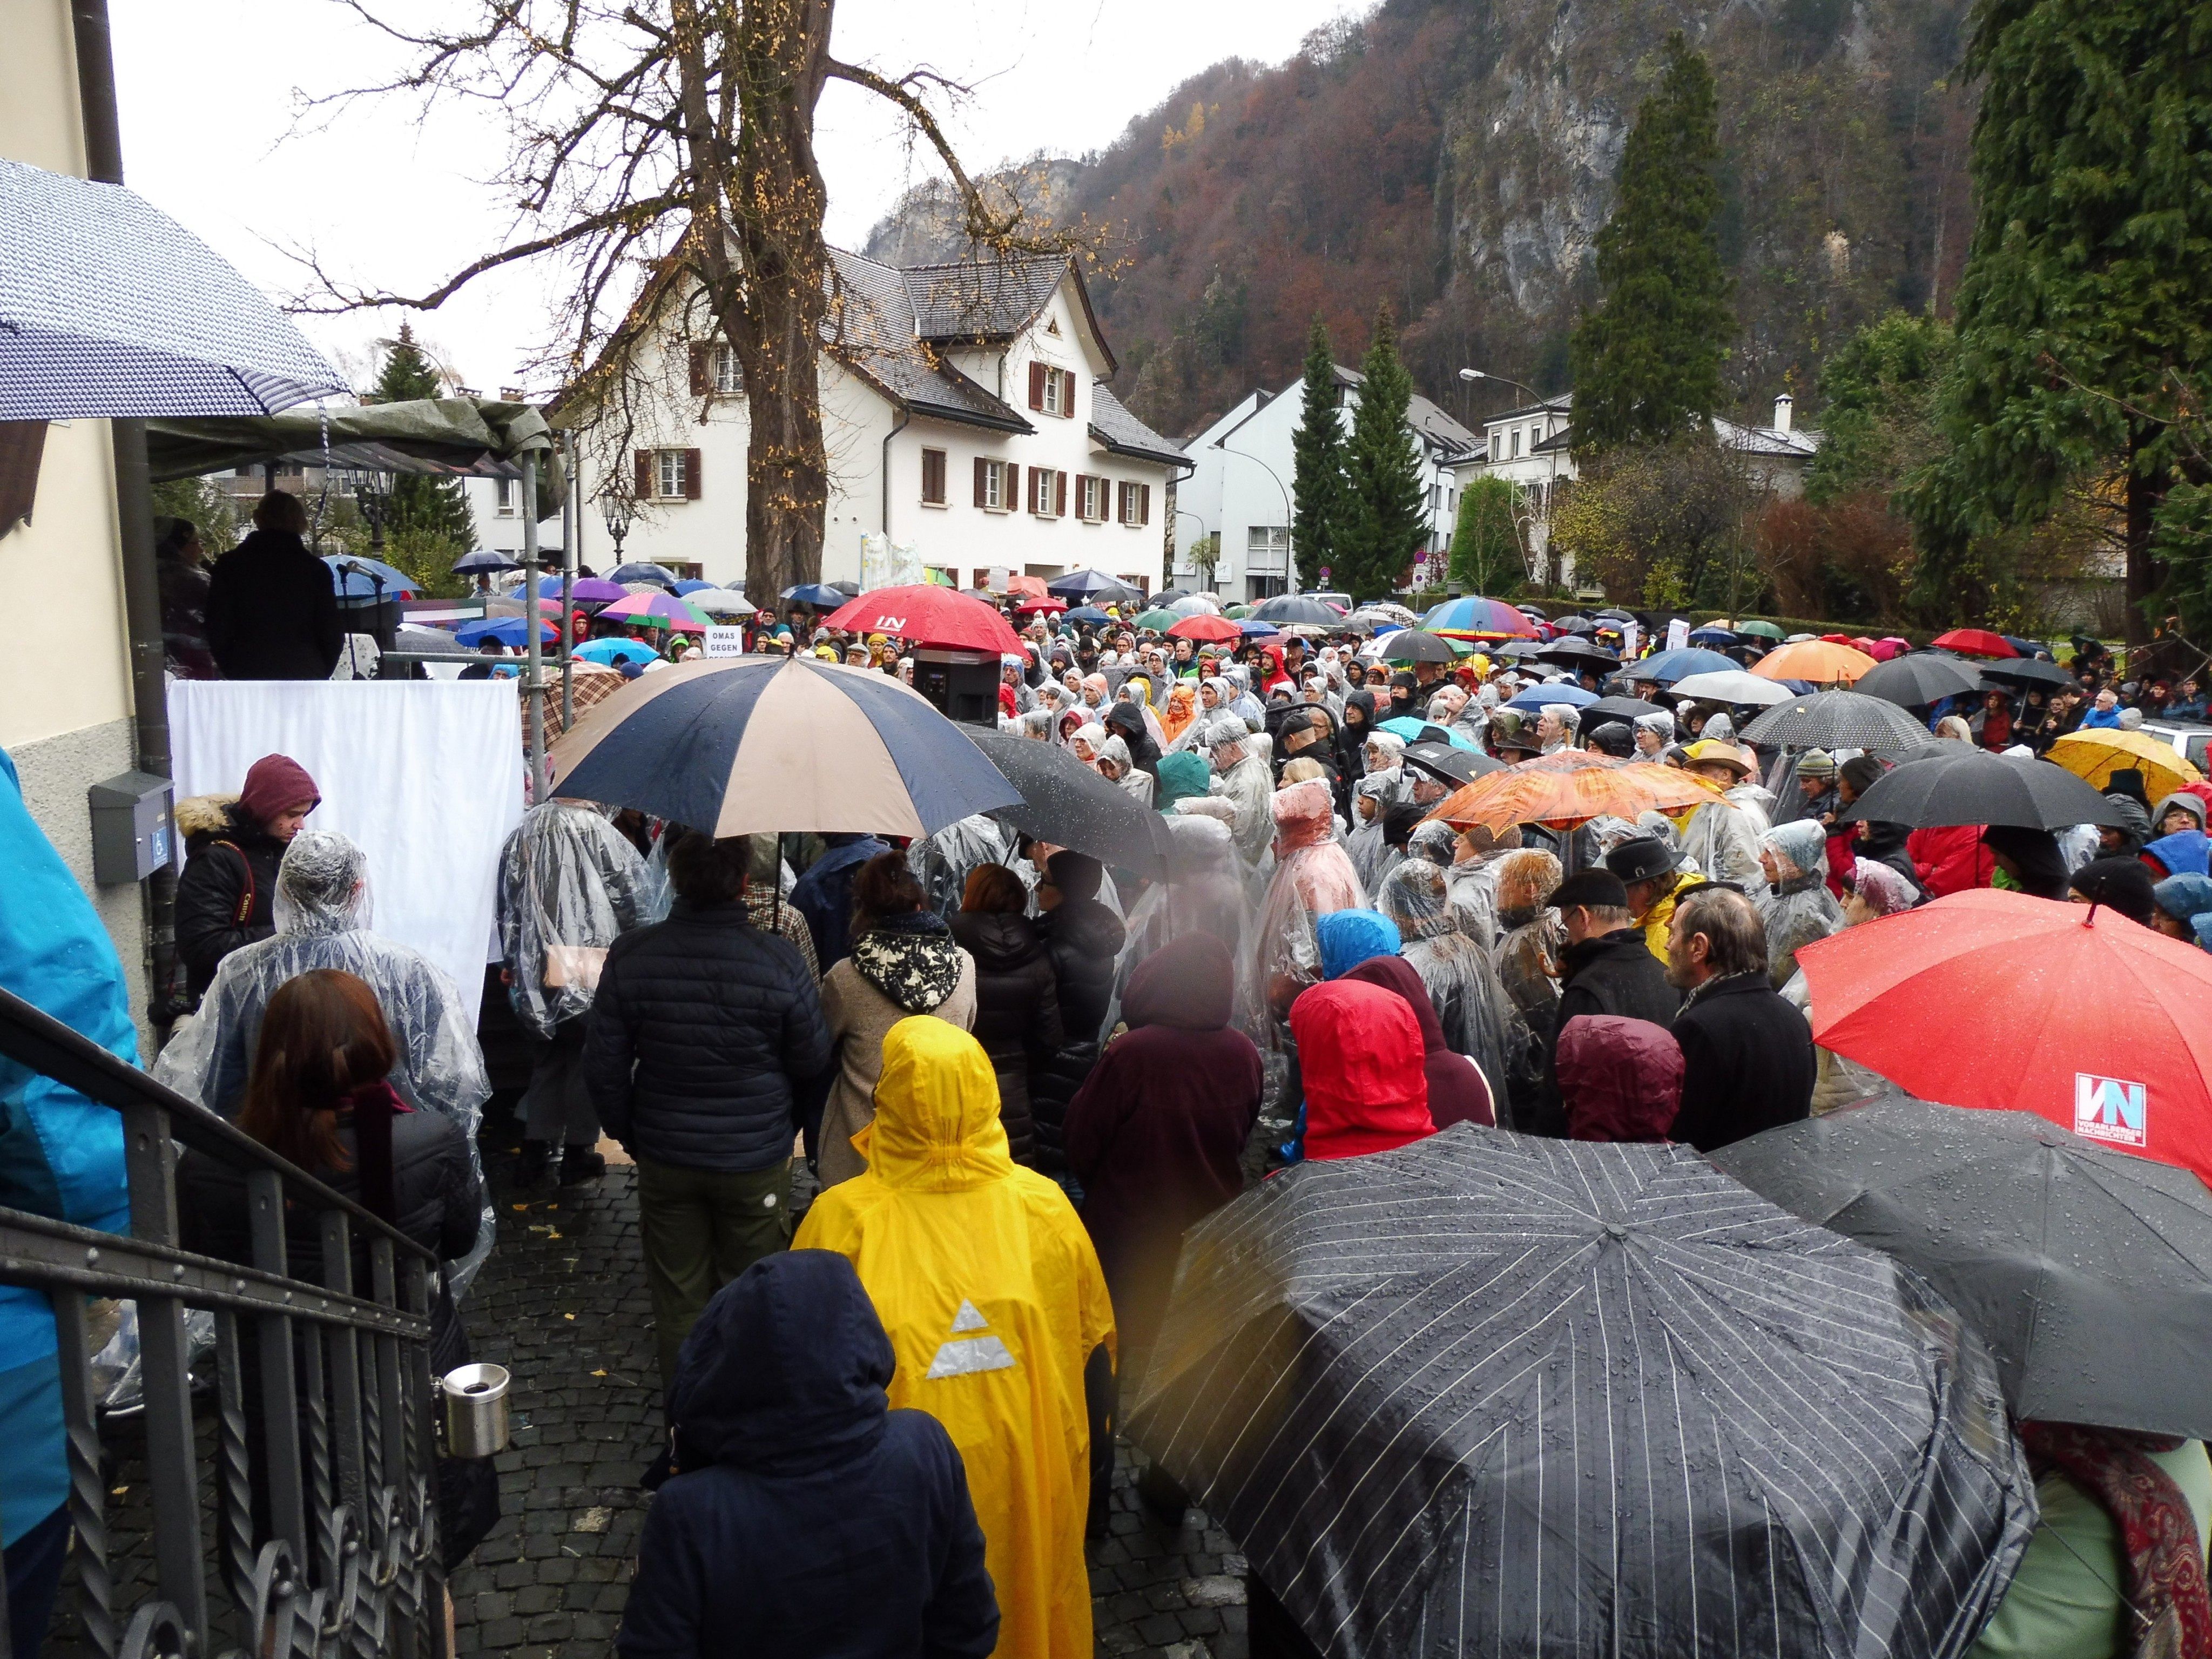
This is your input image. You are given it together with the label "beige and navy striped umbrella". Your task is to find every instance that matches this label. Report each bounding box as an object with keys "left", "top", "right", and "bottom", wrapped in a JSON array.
[
  {"left": 1130, "top": 1124, "right": 2035, "bottom": 1659},
  {"left": 547, "top": 654, "right": 1020, "bottom": 839}
]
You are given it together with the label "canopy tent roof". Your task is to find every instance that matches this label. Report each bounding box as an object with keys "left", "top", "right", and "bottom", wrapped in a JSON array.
[{"left": 0, "top": 157, "right": 346, "bottom": 420}]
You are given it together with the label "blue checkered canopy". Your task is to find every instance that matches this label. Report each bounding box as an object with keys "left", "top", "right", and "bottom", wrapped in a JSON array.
[{"left": 0, "top": 159, "right": 346, "bottom": 420}]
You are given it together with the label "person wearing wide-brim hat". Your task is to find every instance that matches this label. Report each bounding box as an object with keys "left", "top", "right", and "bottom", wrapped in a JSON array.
[
  {"left": 1606, "top": 835, "right": 1699, "bottom": 965},
  {"left": 1680, "top": 739, "right": 1757, "bottom": 786}
]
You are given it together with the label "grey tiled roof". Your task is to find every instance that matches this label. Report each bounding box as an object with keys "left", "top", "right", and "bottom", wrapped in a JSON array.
[
  {"left": 827, "top": 248, "right": 1033, "bottom": 433},
  {"left": 900, "top": 255, "right": 1069, "bottom": 341},
  {"left": 1089, "top": 384, "right": 1184, "bottom": 466},
  {"left": 1327, "top": 363, "right": 1485, "bottom": 457}
]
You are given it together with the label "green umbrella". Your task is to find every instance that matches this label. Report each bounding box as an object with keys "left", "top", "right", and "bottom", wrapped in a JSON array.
[
  {"left": 1134, "top": 608, "right": 1181, "bottom": 632},
  {"left": 1736, "top": 618, "right": 1786, "bottom": 641},
  {"left": 1224, "top": 604, "right": 1253, "bottom": 620}
]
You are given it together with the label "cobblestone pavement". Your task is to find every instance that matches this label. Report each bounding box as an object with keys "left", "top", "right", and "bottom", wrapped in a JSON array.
[{"left": 455, "top": 1114, "right": 1252, "bottom": 1657}]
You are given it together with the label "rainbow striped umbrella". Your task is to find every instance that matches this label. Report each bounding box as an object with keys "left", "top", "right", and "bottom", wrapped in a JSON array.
[
  {"left": 1421, "top": 596, "right": 1541, "bottom": 640},
  {"left": 597, "top": 591, "right": 711, "bottom": 633}
]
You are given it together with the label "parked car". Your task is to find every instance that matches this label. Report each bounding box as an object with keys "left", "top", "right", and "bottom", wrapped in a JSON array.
[{"left": 2136, "top": 720, "right": 2212, "bottom": 772}]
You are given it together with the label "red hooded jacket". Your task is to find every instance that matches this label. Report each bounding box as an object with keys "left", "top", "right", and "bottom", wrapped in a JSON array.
[
  {"left": 1290, "top": 981, "right": 1434, "bottom": 1161},
  {"left": 1340, "top": 956, "right": 1494, "bottom": 1129}
]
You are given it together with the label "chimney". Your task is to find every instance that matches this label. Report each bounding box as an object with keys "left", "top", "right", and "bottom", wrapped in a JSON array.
[{"left": 1773, "top": 393, "right": 1793, "bottom": 434}]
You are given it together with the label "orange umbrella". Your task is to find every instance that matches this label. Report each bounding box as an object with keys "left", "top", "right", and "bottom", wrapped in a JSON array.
[
  {"left": 1425, "top": 759, "right": 1719, "bottom": 832},
  {"left": 1749, "top": 639, "right": 1877, "bottom": 685}
]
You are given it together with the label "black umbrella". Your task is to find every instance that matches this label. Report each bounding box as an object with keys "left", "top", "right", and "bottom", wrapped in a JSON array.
[
  {"left": 452, "top": 548, "right": 521, "bottom": 575},
  {"left": 1131, "top": 1128, "right": 2034, "bottom": 1659},
  {"left": 1579, "top": 694, "right": 1667, "bottom": 724},
  {"left": 1712, "top": 1093, "right": 2212, "bottom": 1439},
  {"left": 1740, "top": 690, "right": 1940, "bottom": 752},
  {"left": 1855, "top": 652, "right": 1984, "bottom": 708},
  {"left": 1493, "top": 638, "right": 1546, "bottom": 658},
  {"left": 1048, "top": 567, "right": 1144, "bottom": 605},
  {"left": 959, "top": 725, "right": 1169, "bottom": 877},
  {"left": 1839, "top": 746, "right": 2126, "bottom": 830},
  {"left": 1980, "top": 657, "right": 2076, "bottom": 691},
  {"left": 1248, "top": 594, "right": 1346, "bottom": 626},
  {"left": 1549, "top": 613, "right": 1597, "bottom": 633},
  {"left": 1400, "top": 739, "right": 1504, "bottom": 787},
  {"left": 608, "top": 559, "right": 680, "bottom": 588},
  {"left": 1371, "top": 629, "right": 1456, "bottom": 664},
  {"left": 1533, "top": 636, "right": 1620, "bottom": 669}
]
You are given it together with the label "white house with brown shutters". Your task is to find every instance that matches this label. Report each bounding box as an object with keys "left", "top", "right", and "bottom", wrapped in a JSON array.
[{"left": 574, "top": 251, "right": 1187, "bottom": 592}]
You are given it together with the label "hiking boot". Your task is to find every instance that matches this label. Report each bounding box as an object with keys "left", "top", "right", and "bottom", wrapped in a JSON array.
[{"left": 557, "top": 1145, "right": 607, "bottom": 1185}]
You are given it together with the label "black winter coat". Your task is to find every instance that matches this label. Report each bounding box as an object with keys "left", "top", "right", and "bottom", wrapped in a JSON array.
[
  {"left": 180, "top": 1105, "right": 482, "bottom": 1372},
  {"left": 204, "top": 529, "right": 344, "bottom": 681},
  {"left": 1028, "top": 899, "right": 1127, "bottom": 1174},
  {"left": 618, "top": 1252, "right": 997, "bottom": 1659},
  {"left": 583, "top": 901, "right": 833, "bottom": 1173},
  {"left": 1530, "top": 929, "right": 1681, "bottom": 1137},
  {"left": 176, "top": 802, "right": 286, "bottom": 996},
  {"left": 947, "top": 912, "right": 1061, "bottom": 1167},
  {"left": 1668, "top": 972, "right": 1816, "bottom": 1152}
]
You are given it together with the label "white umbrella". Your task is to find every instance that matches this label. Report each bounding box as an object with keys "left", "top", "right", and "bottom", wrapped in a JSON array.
[
  {"left": 1168, "top": 592, "right": 1223, "bottom": 616},
  {"left": 1668, "top": 669, "right": 1796, "bottom": 706},
  {"left": 682, "top": 588, "right": 751, "bottom": 616}
]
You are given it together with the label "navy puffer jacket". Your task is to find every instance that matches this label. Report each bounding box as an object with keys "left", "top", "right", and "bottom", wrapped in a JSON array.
[{"left": 583, "top": 900, "right": 832, "bottom": 1172}]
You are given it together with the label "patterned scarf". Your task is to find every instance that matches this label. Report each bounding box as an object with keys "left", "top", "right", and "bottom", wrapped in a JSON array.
[{"left": 2020, "top": 1422, "right": 2211, "bottom": 1659}]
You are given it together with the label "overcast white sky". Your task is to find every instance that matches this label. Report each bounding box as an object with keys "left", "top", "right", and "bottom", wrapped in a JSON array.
[{"left": 108, "top": 0, "right": 1354, "bottom": 398}]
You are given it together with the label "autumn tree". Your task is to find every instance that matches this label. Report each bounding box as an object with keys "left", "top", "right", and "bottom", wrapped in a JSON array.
[
  {"left": 1338, "top": 304, "right": 1427, "bottom": 599},
  {"left": 1569, "top": 32, "right": 1731, "bottom": 457},
  {"left": 1289, "top": 317, "right": 1346, "bottom": 589},
  {"left": 302, "top": 0, "right": 1063, "bottom": 606},
  {"left": 1448, "top": 475, "right": 1522, "bottom": 595}
]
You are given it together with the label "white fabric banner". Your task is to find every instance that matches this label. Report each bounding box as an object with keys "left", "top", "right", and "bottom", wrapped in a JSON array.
[{"left": 168, "top": 680, "right": 525, "bottom": 1002}]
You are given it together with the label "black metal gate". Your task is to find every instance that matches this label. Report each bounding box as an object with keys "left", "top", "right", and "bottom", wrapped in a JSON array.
[{"left": 0, "top": 986, "right": 448, "bottom": 1659}]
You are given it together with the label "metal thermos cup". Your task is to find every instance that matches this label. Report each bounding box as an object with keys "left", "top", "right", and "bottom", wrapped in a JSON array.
[{"left": 440, "top": 1363, "right": 511, "bottom": 1459}]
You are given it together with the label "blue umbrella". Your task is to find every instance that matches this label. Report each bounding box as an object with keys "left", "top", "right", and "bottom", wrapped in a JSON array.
[
  {"left": 671, "top": 579, "right": 714, "bottom": 595},
  {"left": 1629, "top": 646, "right": 1739, "bottom": 685},
  {"left": 611, "top": 561, "right": 682, "bottom": 587},
  {"left": 1239, "top": 619, "right": 1280, "bottom": 638},
  {"left": 574, "top": 638, "right": 658, "bottom": 666},
  {"left": 323, "top": 555, "right": 419, "bottom": 599},
  {"left": 1376, "top": 716, "right": 1479, "bottom": 752},
  {"left": 1505, "top": 683, "right": 1602, "bottom": 711},
  {"left": 547, "top": 655, "right": 1021, "bottom": 839},
  {"left": 453, "top": 548, "right": 520, "bottom": 576},
  {"left": 456, "top": 616, "right": 551, "bottom": 648},
  {"left": 780, "top": 583, "right": 846, "bottom": 609},
  {"left": 1064, "top": 605, "right": 1113, "bottom": 626},
  {"left": 1689, "top": 626, "right": 1740, "bottom": 646}
]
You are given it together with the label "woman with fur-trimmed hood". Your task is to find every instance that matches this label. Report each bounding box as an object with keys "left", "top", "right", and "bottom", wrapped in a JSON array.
[{"left": 174, "top": 753, "right": 319, "bottom": 997}]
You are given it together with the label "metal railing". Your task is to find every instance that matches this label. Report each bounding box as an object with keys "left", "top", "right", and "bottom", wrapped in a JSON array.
[{"left": 0, "top": 986, "right": 447, "bottom": 1659}]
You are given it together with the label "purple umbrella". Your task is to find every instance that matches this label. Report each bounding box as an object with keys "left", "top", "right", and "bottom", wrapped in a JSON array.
[{"left": 537, "top": 575, "right": 629, "bottom": 604}]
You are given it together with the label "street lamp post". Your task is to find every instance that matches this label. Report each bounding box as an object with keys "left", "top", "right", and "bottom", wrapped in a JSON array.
[
  {"left": 601, "top": 489, "right": 634, "bottom": 566},
  {"left": 1218, "top": 443, "right": 1295, "bottom": 598},
  {"left": 353, "top": 469, "right": 392, "bottom": 553}
]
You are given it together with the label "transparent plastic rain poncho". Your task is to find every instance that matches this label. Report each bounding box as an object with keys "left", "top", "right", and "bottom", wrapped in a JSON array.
[
  {"left": 1488, "top": 849, "right": 1566, "bottom": 1129},
  {"left": 1346, "top": 772, "right": 1408, "bottom": 892},
  {"left": 1110, "top": 814, "right": 1263, "bottom": 1040},
  {"left": 1756, "top": 818, "right": 1846, "bottom": 990},
  {"left": 1253, "top": 779, "right": 1366, "bottom": 1023},
  {"left": 152, "top": 830, "right": 496, "bottom": 1291},
  {"left": 1205, "top": 717, "right": 1277, "bottom": 867},
  {"left": 497, "top": 801, "right": 651, "bottom": 1039},
  {"left": 908, "top": 812, "right": 1018, "bottom": 919},
  {"left": 1376, "top": 858, "right": 1519, "bottom": 1104},
  {"left": 1680, "top": 793, "right": 1768, "bottom": 892}
]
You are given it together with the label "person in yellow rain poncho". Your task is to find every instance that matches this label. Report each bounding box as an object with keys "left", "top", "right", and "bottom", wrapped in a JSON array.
[{"left": 795, "top": 1016, "right": 1116, "bottom": 1659}]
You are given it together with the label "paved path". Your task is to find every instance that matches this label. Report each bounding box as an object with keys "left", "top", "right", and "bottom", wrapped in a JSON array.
[{"left": 454, "top": 1118, "right": 1251, "bottom": 1657}]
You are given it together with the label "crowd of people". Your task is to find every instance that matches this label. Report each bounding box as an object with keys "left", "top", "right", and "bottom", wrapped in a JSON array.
[{"left": 27, "top": 570, "right": 2199, "bottom": 1659}]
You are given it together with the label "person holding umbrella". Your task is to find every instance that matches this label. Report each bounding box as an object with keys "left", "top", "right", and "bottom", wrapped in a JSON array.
[{"left": 1663, "top": 884, "right": 1815, "bottom": 1150}]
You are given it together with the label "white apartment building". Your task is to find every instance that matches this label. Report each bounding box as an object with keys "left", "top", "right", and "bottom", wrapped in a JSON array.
[
  {"left": 1177, "top": 366, "right": 1480, "bottom": 601},
  {"left": 572, "top": 252, "right": 1186, "bottom": 593}
]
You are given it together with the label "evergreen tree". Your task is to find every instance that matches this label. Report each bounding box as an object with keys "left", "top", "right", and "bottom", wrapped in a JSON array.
[
  {"left": 1339, "top": 304, "right": 1428, "bottom": 599},
  {"left": 1568, "top": 32, "right": 1731, "bottom": 457},
  {"left": 1448, "top": 474, "right": 1522, "bottom": 595},
  {"left": 1903, "top": 0, "right": 2212, "bottom": 642},
  {"left": 1289, "top": 316, "right": 1346, "bottom": 589},
  {"left": 370, "top": 325, "right": 477, "bottom": 555}
]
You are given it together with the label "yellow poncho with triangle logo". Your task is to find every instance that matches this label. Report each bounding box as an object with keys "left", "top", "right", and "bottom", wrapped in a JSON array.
[{"left": 795, "top": 1016, "right": 1116, "bottom": 1659}]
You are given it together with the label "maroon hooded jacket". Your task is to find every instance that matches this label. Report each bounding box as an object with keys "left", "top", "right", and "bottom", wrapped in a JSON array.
[
  {"left": 1554, "top": 1014, "right": 1683, "bottom": 1142},
  {"left": 1064, "top": 933, "right": 1264, "bottom": 1352},
  {"left": 1340, "top": 956, "right": 1494, "bottom": 1130}
]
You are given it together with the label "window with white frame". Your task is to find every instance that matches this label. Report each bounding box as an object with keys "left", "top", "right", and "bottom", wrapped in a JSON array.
[
  {"left": 495, "top": 478, "right": 519, "bottom": 517},
  {"left": 1076, "top": 475, "right": 1108, "bottom": 522},
  {"left": 1247, "top": 525, "right": 1289, "bottom": 557},
  {"left": 712, "top": 343, "right": 743, "bottom": 394},
  {"left": 1117, "top": 480, "right": 1151, "bottom": 528},
  {"left": 974, "top": 457, "right": 1015, "bottom": 512},
  {"left": 657, "top": 449, "right": 690, "bottom": 500}
]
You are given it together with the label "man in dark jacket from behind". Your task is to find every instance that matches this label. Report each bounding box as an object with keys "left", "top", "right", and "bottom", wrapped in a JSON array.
[
  {"left": 790, "top": 830, "right": 892, "bottom": 972},
  {"left": 1029, "top": 849, "right": 1127, "bottom": 1172},
  {"left": 585, "top": 831, "right": 833, "bottom": 1386},
  {"left": 1664, "top": 884, "right": 1816, "bottom": 1151},
  {"left": 174, "top": 752, "right": 320, "bottom": 997},
  {"left": 1529, "top": 868, "right": 1679, "bottom": 1136},
  {"left": 617, "top": 1251, "right": 999, "bottom": 1659},
  {"left": 948, "top": 864, "right": 1062, "bottom": 1166},
  {"left": 203, "top": 490, "right": 343, "bottom": 680}
]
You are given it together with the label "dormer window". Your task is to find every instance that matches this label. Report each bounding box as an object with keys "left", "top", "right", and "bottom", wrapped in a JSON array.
[{"left": 1028, "top": 363, "right": 1075, "bottom": 419}]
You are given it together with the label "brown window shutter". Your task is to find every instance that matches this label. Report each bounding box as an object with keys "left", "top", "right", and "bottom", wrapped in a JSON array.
[
  {"left": 635, "top": 450, "right": 652, "bottom": 498},
  {"left": 1056, "top": 471, "right": 1068, "bottom": 516},
  {"left": 683, "top": 449, "right": 703, "bottom": 500},
  {"left": 1060, "top": 370, "right": 1075, "bottom": 417},
  {"left": 1140, "top": 483, "right": 1152, "bottom": 525},
  {"left": 1006, "top": 464, "right": 1020, "bottom": 509},
  {"left": 1028, "top": 362, "right": 1047, "bottom": 411},
  {"left": 688, "top": 345, "right": 709, "bottom": 397},
  {"left": 974, "top": 457, "right": 987, "bottom": 507}
]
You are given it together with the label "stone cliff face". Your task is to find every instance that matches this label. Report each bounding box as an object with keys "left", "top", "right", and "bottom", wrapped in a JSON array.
[{"left": 860, "top": 0, "right": 1977, "bottom": 442}]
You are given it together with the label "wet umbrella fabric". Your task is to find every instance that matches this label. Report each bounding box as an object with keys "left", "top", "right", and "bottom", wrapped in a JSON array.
[
  {"left": 451, "top": 548, "right": 520, "bottom": 576},
  {"left": 455, "top": 616, "right": 550, "bottom": 648},
  {"left": 1047, "top": 568, "right": 1144, "bottom": 605},
  {"left": 1372, "top": 630, "right": 1458, "bottom": 665},
  {"left": 325, "top": 555, "right": 420, "bottom": 598},
  {"left": 1854, "top": 652, "right": 1985, "bottom": 708},
  {"left": 1502, "top": 683, "right": 1599, "bottom": 710},
  {"left": 821, "top": 583, "right": 1023, "bottom": 654},
  {"left": 547, "top": 654, "right": 1021, "bottom": 839},
  {"left": 959, "top": 726, "right": 1170, "bottom": 878},
  {"left": 1741, "top": 690, "right": 1939, "bottom": 752},
  {"left": 779, "top": 583, "right": 846, "bottom": 608},
  {"left": 538, "top": 575, "right": 629, "bottom": 604},
  {"left": 1838, "top": 747, "right": 2126, "bottom": 830},
  {"left": 1979, "top": 657, "right": 2075, "bottom": 691},
  {"left": 1249, "top": 595, "right": 1347, "bottom": 626},
  {"left": 1399, "top": 740, "right": 1502, "bottom": 787},
  {"left": 608, "top": 561, "right": 680, "bottom": 589},
  {"left": 1579, "top": 695, "right": 1668, "bottom": 725},
  {"left": 1129, "top": 1126, "right": 2034, "bottom": 1659},
  {"left": 1931, "top": 628, "right": 2019, "bottom": 658},
  {"left": 1666, "top": 669, "right": 1797, "bottom": 707},
  {"left": 1711, "top": 1092, "right": 2212, "bottom": 1440},
  {"left": 1626, "top": 646, "right": 1737, "bottom": 684}
]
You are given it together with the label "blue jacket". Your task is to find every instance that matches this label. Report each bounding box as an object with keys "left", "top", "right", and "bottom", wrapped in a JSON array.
[
  {"left": 0, "top": 748, "right": 133, "bottom": 1547},
  {"left": 790, "top": 834, "right": 891, "bottom": 972},
  {"left": 2076, "top": 705, "right": 2123, "bottom": 729},
  {"left": 617, "top": 1251, "right": 997, "bottom": 1659}
]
